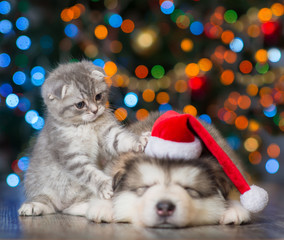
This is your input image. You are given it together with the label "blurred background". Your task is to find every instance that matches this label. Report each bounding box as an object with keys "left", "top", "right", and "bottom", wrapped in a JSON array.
[{"left": 0, "top": 0, "right": 283, "bottom": 189}]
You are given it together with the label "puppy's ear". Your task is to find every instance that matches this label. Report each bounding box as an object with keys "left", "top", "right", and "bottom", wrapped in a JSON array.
[{"left": 112, "top": 169, "right": 126, "bottom": 192}]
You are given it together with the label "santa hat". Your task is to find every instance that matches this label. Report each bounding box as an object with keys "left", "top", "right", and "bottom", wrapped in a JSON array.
[{"left": 145, "top": 111, "right": 268, "bottom": 213}]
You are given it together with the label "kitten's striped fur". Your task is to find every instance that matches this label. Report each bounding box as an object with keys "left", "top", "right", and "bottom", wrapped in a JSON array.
[{"left": 18, "top": 61, "right": 147, "bottom": 216}]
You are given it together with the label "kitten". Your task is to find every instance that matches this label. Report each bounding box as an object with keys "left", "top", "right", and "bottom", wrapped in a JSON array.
[{"left": 18, "top": 60, "right": 147, "bottom": 218}]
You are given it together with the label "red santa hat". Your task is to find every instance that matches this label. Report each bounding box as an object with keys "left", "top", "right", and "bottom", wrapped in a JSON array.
[{"left": 145, "top": 110, "right": 268, "bottom": 213}]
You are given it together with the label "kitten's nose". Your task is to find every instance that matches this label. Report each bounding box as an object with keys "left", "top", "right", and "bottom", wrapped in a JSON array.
[{"left": 89, "top": 104, "right": 98, "bottom": 114}]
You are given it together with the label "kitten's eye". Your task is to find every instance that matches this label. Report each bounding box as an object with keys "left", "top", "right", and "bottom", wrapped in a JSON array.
[
  {"left": 75, "top": 101, "right": 85, "bottom": 109},
  {"left": 95, "top": 93, "right": 102, "bottom": 101}
]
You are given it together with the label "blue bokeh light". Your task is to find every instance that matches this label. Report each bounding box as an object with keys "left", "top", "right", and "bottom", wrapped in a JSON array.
[
  {"left": 93, "top": 58, "right": 105, "bottom": 68},
  {"left": 31, "top": 72, "right": 45, "bottom": 86},
  {"left": 0, "top": 1, "right": 11, "bottom": 15},
  {"left": 64, "top": 24, "right": 78, "bottom": 38},
  {"left": 32, "top": 116, "right": 45, "bottom": 130},
  {"left": 199, "top": 114, "right": 212, "bottom": 124},
  {"left": 265, "top": 159, "right": 279, "bottom": 174},
  {"left": 6, "top": 173, "right": 20, "bottom": 188},
  {"left": 6, "top": 93, "right": 19, "bottom": 108},
  {"left": 0, "top": 19, "right": 12, "bottom": 34},
  {"left": 159, "top": 103, "right": 173, "bottom": 112},
  {"left": 0, "top": 83, "right": 12, "bottom": 97},
  {"left": 18, "top": 97, "right": 31, "bottom": 112},
  {"left": 16, "top": 17, "right": 29, "bottom": 31},
  {"left": 226, "top": 136, "right": 241, "bottom": 150},
  {"left": 263, "top": 105, "right": 277, "bottom": 118},
  {"left": 109, "top": 14, "right": 123, "bottom": 28},
  {"left": 18, "top": 156, "right": 30, "bottom": 171},
  {"left": 0, "top": 53, "right": 11, "bottom": 67},
  {"left": 160, "top": 1, "right": 175, "bottom": 15},
  {"left": 16, "top": 35, "right": 31, "bottom": 50},
  {"left": 13, "top": 71, "right": 26, "bottom": 85},
  {"left": 229, "top": 37, "right": 244, "bottom": 52},
  {"left": 31, "top": 66, "right": 46, "bottom": 76},
  {"left": 124, "top": 92, "right": 138, "bottom": 108},
  {"left": 190, "top": 21, "right": 204, "bottom": 35},
  {"left": 267, "top": 48, "right": 281, "bottom": 63},
  {"left": 25, "top": 110, "right": 39, "bottom": 124}
]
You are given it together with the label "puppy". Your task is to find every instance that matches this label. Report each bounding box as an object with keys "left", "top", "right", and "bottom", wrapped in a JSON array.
[{"left": 87, "top": 112, "right": 250, "bottom": 227}]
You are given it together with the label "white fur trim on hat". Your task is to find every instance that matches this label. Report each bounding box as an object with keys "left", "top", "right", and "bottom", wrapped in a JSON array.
[
  {"left": 240, "top": 185, "right": 269, "bottom": 213},
  {"left": 145, "top": 136, "right": 202, "bottom": 160}
]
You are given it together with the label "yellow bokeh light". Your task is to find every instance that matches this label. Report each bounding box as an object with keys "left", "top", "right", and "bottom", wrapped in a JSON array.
[
  {"left": 181, "top": 38, "right": 193, "bottom": 52},
  {"left": 255, "top": 49, "right": 268, "bottom": 63},
  {"left": 271, "top": 3, "right": 284, "bottom": 16},
  {"left": 198, "top": 58, "right": 213, "bottom": 72},
  {"left": 114, "top": 108, "right": 127, "bottom": 121},
  {"left": 175, "top": 80, "right": 187, "bottom": 93},
  {"left": 248, "top": 120, "right": 260, "bottom": 132},
  {"left": 142, "top": 89, "right": 155, "bottom": 102},
  {"left": 156, "top": 92, "right": 170, "bottom": 104},
  {"left": 94, "top": 25, "right": 108, "bottom": 40},
  {"left": 258, "top": 8, "right": 272, "bottom": 22},
  {"left": 246, "top": 84, "right": 258, "bottom": 96},
  {"left": 183, "top": 105, "right": 197, "bottom": 116},
  {"left": 136, "top": 109, "right": 149, "bottom": 121},
  {"left": 104, "top": 61, "right": 117, "bottom": 77},
  {"left": 244, "top": 137, "right": 259, "bottom": 152},
  {"left": 247, "top": 24, "right": 260, "bottom": 38},
  {"left": 185, "top": 63, "right": 199, "bottom": 77}
]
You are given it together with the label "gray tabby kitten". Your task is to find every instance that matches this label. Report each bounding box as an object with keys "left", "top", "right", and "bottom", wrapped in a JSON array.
[{"left": 18, "top": 61, "right": 147, "bottom": 219}]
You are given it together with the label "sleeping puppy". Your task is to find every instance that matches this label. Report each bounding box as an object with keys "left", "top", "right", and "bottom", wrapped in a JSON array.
[{"left": 86, "top": 112, "right": 250, "bottom": 227}]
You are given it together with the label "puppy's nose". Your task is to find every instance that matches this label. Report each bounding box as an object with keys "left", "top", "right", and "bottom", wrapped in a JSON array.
[{"left": 156, "top": 200, "right": 175, "bottom": 217}]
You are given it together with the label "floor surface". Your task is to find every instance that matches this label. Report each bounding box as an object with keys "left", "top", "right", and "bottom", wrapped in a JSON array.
[{"left": 1, "top": 182, "right": 284, "bottom": 240}]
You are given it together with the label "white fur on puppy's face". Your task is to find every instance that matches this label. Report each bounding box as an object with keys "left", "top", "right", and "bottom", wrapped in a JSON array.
[{"left": 113, "top": 162, "right": 227, "bottom": 228}]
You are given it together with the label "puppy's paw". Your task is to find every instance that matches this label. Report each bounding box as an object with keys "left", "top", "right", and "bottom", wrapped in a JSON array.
[
  {"left": 18, "top": 202, "right": 55, "bottom": 216},
  {"left": 220, "top": 201, "right": 251, "bottom": 225},
  {"left": 86, "top": 199, "right": 113, "bottom": 223},
  {"left": 98, "top": 177, "right": 113, "bottom": 200}
]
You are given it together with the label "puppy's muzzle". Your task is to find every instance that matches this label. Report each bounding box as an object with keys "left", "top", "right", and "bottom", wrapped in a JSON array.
[{"left": 156, "top": 200, "right": 176, "bottom": 217}]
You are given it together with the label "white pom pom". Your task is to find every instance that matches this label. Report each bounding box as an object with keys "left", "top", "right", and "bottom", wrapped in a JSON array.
[{"left": 240, "top": 185, "right": 269, "bottom": 213}]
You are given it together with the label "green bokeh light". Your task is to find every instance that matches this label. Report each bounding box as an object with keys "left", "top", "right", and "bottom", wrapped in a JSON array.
[
  {"left": 224, "top": 10, "right": 238, "bottom": 23},
  {"left": 256, "top": 62, "right": 269, "bottom": 74},
  {"left": 151, "top": 65, "right": 165, "bottom": 79}
]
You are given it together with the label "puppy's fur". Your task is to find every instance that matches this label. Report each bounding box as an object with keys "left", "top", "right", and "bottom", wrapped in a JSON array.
[{"left": 89, "top": 112, "right": 251, "bottom": 227}]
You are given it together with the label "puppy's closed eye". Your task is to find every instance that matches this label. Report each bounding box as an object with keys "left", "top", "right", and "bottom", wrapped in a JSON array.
[
  {"left": 182, "top": 186, "right": 202, "bottom": 198},
  {"left": 132, "top": 185, "right": 152, "bottom": 196}
]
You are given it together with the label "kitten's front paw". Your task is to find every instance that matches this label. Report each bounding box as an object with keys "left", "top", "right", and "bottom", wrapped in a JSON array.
[
  {"left": 220, "top": 201, "right": 251, "bottom": 225},
  {"left": 18, "top": 202, "right": 55, "bottom": 216},
  {"left": 86, "top": 199, "right": 113, "bottom": 223},
  {"left": 98, "top": 177, "right": 113, "bottom": 200},
  {"left": 133, "top": 131, "right": 151, "bottom": 152}
]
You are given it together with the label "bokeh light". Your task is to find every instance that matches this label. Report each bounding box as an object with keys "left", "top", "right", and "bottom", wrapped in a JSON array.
[
  {"left": 267, "top": 143, "right": 280, "bottom": 158},
  {"left": 0, "top": 53, "right": 11, "bottom": 67},
  {"left": 121, "top": 19, "right": 135, "bottom": 33},
  {"left": 142, "top": 89, "right": 155, "bottom": 102},
  {"left": 220, "top": 69, "right": 234, "bottom": 85},
  {"left": 263, "top": 104, "right": 277, "bottom": 117},
  {"left": 159, "top": 103, "right": 172, "bottom": 112},
  {"left": 235, "top": 116, "right": 248, "bottom": 130},
  {"left": 18, "top": 97, "right": 31, "bottom": 112},
  {"left": 136, "top": 109, "right": 149, "bottom": 121},
  {"left": 156, "top": 92, "right": 170, "bottom": 104},
  {"left": 114, "top": 108, "right": 127, "bottom": 121},
  {"left": 94, "top": 25, "right": 108, "bottom": 40},
  {"left": 181, "top": 38, "right": 193, "bottom": 52},
  {"left": 199, "top": 114, "right": 212, "bottom": 124},
  {"left": 18, "top": 156, "right": 30, "bottom": 171},
  {"left": 16, "top": 35, "right": 32, "bottom": 50},
  {"left": 239, "top": 60, "right": 253, "bottom": 74},
  {"left": 198, "top": 58, "right": 212, "bottom": 72},
  {"left": 183, "top": 105, "right": 197, "bottom": 116},
  {"left": 190, "top": 21, "right": 204, "bottom": 35},
  {"left": 0, "top": 19, "right": 12, "bottom": 34},
  {"left": 224, "top": 10, "right": 238, "bottom": 23},
  {"left": 185, "top": 63, "right": 199, "bottom": 77},
  {"left": 0, "top": 83, "right": 12, "bottom": 97},
  {"left": 13, "top": 71, "right": 26, "bottom": 85},
  {"left": 135, "top": 65, "right": 148, "bottom": 79},
  {"left": 32, "top": 116, "right": 45, "bottom": 130},
  {"left": 104, "top": 61, "right": 117, "bottom": 76},
  {"left": 0, "top": 1, "right": 11, "bottom": 15},
  {"left": 229, "top": 37, "right": 244, "bottom": 52},
  {"left": 93, "top": 58, "right": 105, "bottom": 68},
  {"left": 16, "top": 17, "right": 29, "bottom": 31},
  {"left": 267, "top": 48, "right": 281, "bottom": 63},
  {"left": 265, "top": 159, "right": 279, "bottom": 174},
  {"left": 175, "top": 80, "right": 187, "bottom": 93},
  {"left": 6, "top": 94, "right": 19, "bottom": 109},
  {"left": 151, "top": 65, "right": 165, "bottom": 79},
  {"left": 64, "top": 24, "right": 79, "bottom": 38},
  {"left": 258, "top": 8, "right": 272, "bottom": 22},
  {"left": 124, "top": 92, "right": 138, "bottom": 107},
  {"left": 221, "top": 30, "right": 234, "bottom": 44},
  {"left": 244, "top": 137, "right": 259, "bottom": 152},
  {"left": 109, "top": 14, "right": 123, "bottom": 28},
  {"left": 6, "top": 174, "right": 20, "bottom": 187},
  {"left": 25, "top": 110, "right": 39, "bottom": 125},
  {"left": 249, "top": 151, "right": 262, "bottom": 165},
  {"left": 160, "top": 1, "right": 175, "bottom": 15},
  {"left": 255, "top": 49, "right": 268, "bottom": 63}
]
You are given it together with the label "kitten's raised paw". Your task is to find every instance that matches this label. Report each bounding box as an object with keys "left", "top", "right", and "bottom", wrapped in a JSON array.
[
  {"left": 98, "top": 178, "right": 113, "bottom": 200},
  {"left": 133, "top": 131, "right": 151, "bottom": 152},
  {"left": 220, "top": 201, "right": 251, "bottom": 225},
  {"left": 86, "top": 199, "right": 113, "bottom": 223},
  {"left": 18, "top": 202, "right": 55, "bottom": 216}
]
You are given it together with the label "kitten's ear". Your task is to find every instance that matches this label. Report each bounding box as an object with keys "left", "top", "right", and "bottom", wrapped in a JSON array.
[
  {"left": 91, "top": 70, "right": 106, "bottom": 80},
  {"left": 42, "top": 79, "right": 70, "bottom": 101}
]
